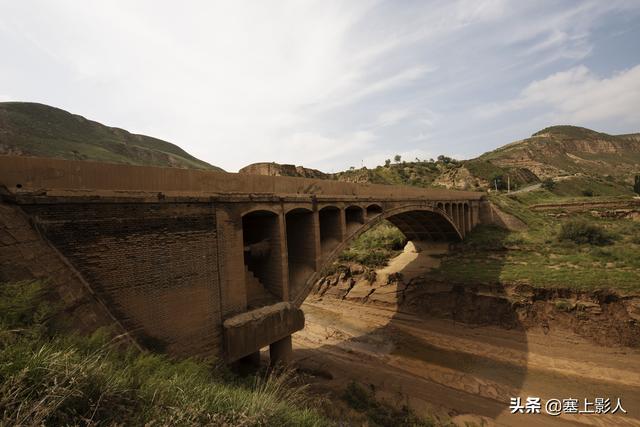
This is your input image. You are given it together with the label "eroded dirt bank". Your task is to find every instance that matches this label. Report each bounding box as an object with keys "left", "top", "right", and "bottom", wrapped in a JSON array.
[{"left": 293, "top": 243, "right": 640, "bottom": 426}]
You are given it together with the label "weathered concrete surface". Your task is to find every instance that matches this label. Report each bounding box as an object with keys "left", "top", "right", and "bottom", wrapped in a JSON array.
[
  {"left": 0, "top": 155, "right": 490, "bottom": 362},
  {"left": 223, "top": 302, "right": 304, "bottom": 361}
]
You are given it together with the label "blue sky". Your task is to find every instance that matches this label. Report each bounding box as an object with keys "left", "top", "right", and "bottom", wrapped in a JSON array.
[{"left": 1, "top": 1, "right": 639, "bottom": 172}]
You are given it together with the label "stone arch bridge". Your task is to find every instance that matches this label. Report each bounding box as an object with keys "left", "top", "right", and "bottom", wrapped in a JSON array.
[{"left": 0, "top": 156, "right": 494, "bottom": 364}]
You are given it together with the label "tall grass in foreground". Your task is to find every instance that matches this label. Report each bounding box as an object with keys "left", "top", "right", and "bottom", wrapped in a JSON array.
[{"left": 0, "top": 281, "right": 329, "bottom": 426}]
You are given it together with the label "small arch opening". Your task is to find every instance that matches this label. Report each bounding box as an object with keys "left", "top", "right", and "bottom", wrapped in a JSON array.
[
  {"left": 242, "top": 210, "right": 282, "bottom": 308},
  {"left": 366, "top": 204, "right": 383, "bottom": 218},
  {"left": 286, "top": 208, "right": 317, "bottom": 299},
  {"left": 319, "top": 206, "right": 342, "bottom": 255},
  {"left": 345, "top": 206, "right": 364, "bottom": 235}
]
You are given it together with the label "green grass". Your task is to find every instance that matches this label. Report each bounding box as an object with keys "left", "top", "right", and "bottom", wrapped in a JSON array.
[
  {"left": 558, "top": 219, "right": 613, "bottom": 245},
  {"left": 342, "top": 382, "right": 437, "bottom": 427},
  {"left": 0, "top": 281, "right": 329, "bottom": 426},
  {"left": 430, "top": 196, "right": 640, "bottom": 293},
  {"left": 339, "top": 221, "right": 407, "bottom": 267}
]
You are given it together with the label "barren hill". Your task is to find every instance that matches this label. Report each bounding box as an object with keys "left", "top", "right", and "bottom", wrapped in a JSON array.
[{"left": 0, "top": 102, "right": 223, "bottom": 171}]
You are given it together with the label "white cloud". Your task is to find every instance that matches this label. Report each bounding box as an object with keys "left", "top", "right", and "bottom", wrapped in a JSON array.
[
  {"left": 0, "top": 95, "right": 12, "bottom": 102},
  {"left": 376, "top": 108, "right": 411, "bottom": 127},
  {"left": 1, "top": 1, "right": 639, "bottom": 171},
  {"left": 476, "top": 64, "right": 640, "bottom": 125}
]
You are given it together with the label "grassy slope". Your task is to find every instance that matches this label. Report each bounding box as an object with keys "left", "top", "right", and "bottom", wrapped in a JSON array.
[
  {"left": 0, "top": 281, "right": 328, "bottom": 426},
  {"left": 0, "top": 102, "right": 223, "bottom": 171},
  {"left": 431, "top": 190, "right": 640, "bottom": 292}
]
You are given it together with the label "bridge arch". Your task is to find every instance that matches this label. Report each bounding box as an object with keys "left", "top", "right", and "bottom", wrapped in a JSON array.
[
  {"left": 293, "top": 204, "right": 463, "bottom": 305},
  {"left": 241, "top": 209, "right": 283, "bottom": 306},
  {"left": 285, "top": 207, "right": 317, "bottom": 298},
  {"left": 319, "top": 206, "right": 342, "bottom": 255}
]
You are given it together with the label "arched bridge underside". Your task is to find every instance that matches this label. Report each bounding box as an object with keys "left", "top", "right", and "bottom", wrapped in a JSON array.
[{"left": 0, "top": 156, "right": 488, "bottom": 364}]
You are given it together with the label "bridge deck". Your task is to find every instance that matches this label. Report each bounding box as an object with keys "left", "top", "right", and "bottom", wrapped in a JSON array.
[{"left": 0, "top": 155, "right": 484, "bottom": 201}]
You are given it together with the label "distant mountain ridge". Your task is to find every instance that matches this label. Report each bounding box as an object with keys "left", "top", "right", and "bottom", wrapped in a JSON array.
[
  {"left": 241, "top": 125, "right": 640, "bottom": 195},
  {"left": 0, "top": 102, "right": 223, "bottom": 171}
]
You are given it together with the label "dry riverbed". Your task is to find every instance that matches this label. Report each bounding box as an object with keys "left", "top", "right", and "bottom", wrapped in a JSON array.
[{"left": 293, "top": 243, "right": 640, "bottom": 426}]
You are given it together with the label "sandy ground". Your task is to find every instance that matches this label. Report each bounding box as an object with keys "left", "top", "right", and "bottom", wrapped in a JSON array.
[{"left": 293, "top": 244, "right": 640, "bottom": 426}]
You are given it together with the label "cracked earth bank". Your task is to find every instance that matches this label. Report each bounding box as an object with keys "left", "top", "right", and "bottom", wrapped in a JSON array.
[{"left": 293, "top": 242, "right": 640, "bottom": 426}]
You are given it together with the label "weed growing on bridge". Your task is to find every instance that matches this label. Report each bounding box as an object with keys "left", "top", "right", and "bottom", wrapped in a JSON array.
[{"left": 0, "top": 281, "right": 330, "bottom": 426}]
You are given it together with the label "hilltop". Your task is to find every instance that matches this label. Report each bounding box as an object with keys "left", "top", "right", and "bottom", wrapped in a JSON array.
[{"left": 0, "top": 102, "right": 223, "bottom": 171}]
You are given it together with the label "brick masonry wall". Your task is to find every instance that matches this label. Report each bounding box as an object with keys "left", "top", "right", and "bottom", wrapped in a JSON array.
[{"left": 21, "top": 202, "right": 223, "bottom": 358}]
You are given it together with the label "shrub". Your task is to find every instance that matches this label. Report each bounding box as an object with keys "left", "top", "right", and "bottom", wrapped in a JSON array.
[
  {"left": 339, "top": 222, "right": 407, "bottom": 267},
  {"left": 541, "top": 178, "right": 555, "bottom": 191},
  {"left": 581, "top": 189, "right": 594, "bottom": 197},
  {"left": 558, "top": 220, "right": 613, "bottom": 245}
]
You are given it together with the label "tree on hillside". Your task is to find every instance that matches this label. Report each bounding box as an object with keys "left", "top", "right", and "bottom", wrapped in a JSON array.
[
  {"left": 635, "top": 175, "right": 640, "bottom": 195},
  {"left": 384, "top": 159, "right": 391, "bottom": 167},
  {"left": 394, "top": 154, "right": 401, "bottom": 163},
  {"left": 489, "top": 173, "right": 507, "bottom": 191}
]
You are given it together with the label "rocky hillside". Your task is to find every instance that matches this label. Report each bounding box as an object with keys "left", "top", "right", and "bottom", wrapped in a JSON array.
[
  {"left": 478, "top": 126, "right": 640, "bottom": 181},
  {"left": 0, "top": 102, "right": 223, "bottom": 171},
  {"left": 241, "top": 125, "right": 640, "bottom": 195},
  {"left": 239, "top": 162, "right": 328, "bottom": 179}
]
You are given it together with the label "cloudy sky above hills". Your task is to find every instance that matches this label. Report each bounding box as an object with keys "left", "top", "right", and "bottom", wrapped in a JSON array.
[{"left": 1, "top": 1, "right": 640, "bottom": 172}]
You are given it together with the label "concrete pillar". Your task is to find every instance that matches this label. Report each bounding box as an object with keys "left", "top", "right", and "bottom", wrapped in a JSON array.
[
  {"left": 312, "top": 209, "right": 322, "bottom": 271},
  {"left": 277, "top": 211, "right": 290, "bottom": 301},
  {"left": 270, "top": 335, "right": 292, "bottom": 366},
  {"left": 451, "top": 203, "right": 458, "bottom": 233},
  {"left": 339, "top": 206, "right": 347, "bottom": 240},
  {"left": 215, "top": 206, "right": 247, "bottom": 316}
]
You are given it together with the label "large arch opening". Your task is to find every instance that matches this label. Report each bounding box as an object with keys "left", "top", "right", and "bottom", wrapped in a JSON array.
[
  {"left": 242, "top": 210, "right": 282, "bottom": 308},
  {"left": 296, "top": 205, "right": 462, "bottom": 306},
  {"left": 345, "top": 205, "right": 364, "bottom": 235},
  {"left": 319, "top": 206, "right": 342, "bottom": 255},
  {"left": 286, "top": 208, "right": 317, "bottom": 299}
]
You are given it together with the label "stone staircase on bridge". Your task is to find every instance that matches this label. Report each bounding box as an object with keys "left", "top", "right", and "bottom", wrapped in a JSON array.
[{"left": 245, "top": 265, "right": 278, "bottom": 309}]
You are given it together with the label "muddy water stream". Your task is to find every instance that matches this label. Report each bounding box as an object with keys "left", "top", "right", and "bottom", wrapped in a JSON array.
[{"left": 293, "top": 243, "right": 640, "bottom": 426}]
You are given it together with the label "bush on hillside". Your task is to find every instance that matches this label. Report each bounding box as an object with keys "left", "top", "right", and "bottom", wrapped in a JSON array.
[
  {"left": 541, "top": 178, "right": 555, "bottom": 191},
  {"left": 558, "top": 220, "right": 613, "bottom": 245}
]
